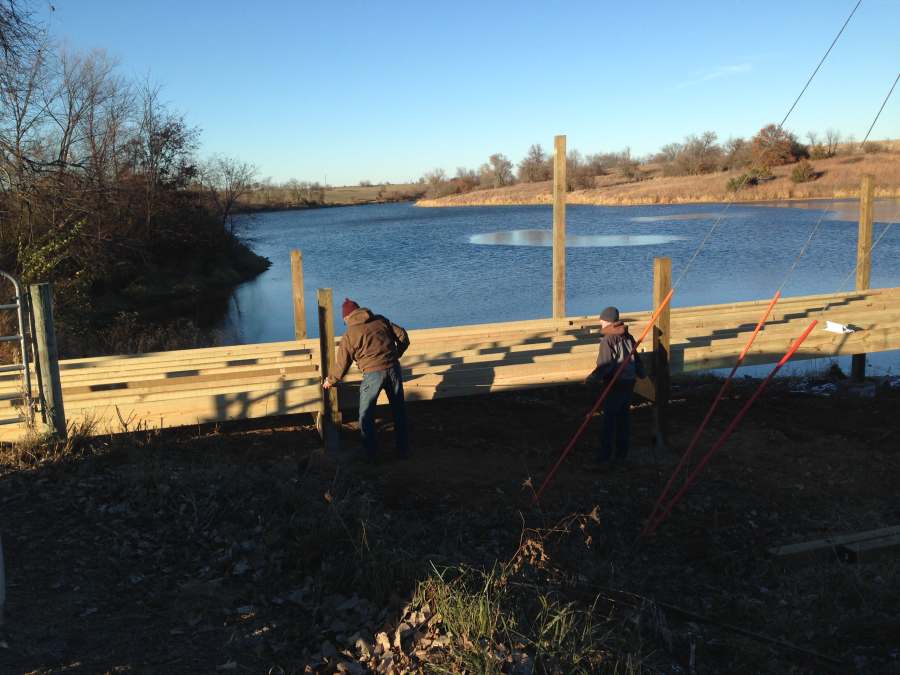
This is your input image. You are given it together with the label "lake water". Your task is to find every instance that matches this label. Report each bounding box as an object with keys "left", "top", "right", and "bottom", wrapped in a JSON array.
[{"left": 223, "top": 201, "right": 899, "bottom": 374}]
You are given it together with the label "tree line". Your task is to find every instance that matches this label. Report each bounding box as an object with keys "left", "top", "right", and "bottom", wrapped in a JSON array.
[
  {"left": 420, "top": 125, "right": 886, "bottom": 199},
  {"left": 0, "top": 2, "right": 267, "bottom": 356}
]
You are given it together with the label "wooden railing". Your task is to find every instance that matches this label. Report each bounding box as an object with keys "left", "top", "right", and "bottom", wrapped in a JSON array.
[{"left": 0, "top": 286, "right": 897, "bottom": 442}]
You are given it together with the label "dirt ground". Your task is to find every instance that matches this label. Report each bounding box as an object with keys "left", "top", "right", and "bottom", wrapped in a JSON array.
[{"left": 1, "top": 375, "right": 899, "bottom": 674}]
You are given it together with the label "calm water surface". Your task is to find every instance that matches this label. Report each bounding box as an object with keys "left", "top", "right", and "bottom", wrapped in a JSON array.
[{"left": 223, "top": 201, "right": 899, "bottom": 373}]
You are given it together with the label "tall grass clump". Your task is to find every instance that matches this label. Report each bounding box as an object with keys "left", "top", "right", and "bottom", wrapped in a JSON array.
[{"left": 414, "top": 563, "right": 651, "bottom": 674}]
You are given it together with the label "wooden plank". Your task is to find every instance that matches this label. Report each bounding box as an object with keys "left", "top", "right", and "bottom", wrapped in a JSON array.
[
  {"left": 58, "top": 366, "right": 320, "bottom": 402},
  {"left": 553, "top": 134, "right": 566, "bottom": 318},
  {"left": 51, "top": 339, "right": 319, "bottom": 369},
  {"left": 770, "top": 525, "right": 900, "bottom": 564},
  {"left": 291, "top": 250, "right": 307, "bottom": 339},
  {"left": 839, "top": 533, "right": 900, "bottom": 563}
]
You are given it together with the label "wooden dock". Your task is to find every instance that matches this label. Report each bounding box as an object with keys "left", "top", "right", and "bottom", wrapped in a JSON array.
[{"left": 1, "top": 286, "right": 897, "bottom": 442}]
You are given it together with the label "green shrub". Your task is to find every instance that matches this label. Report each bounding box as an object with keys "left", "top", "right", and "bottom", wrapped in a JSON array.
[
  {"left": 790, "top": 160, "right": 817, "bottom": 183},
  {"left": 726, "top": 173, "right": 759, "bottom": 192}
]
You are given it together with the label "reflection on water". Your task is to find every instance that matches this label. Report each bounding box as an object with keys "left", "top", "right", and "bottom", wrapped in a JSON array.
[
  {"left": 469, "top": 230, "right": 687, "bottom": 247},
  {"left": 751, "top": 198, "right": 900, "bottom": 222}
]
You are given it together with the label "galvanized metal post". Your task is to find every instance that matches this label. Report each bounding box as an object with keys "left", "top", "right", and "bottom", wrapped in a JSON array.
[{"left": 29, "top": 283, "right": 66, "bottom": 438}]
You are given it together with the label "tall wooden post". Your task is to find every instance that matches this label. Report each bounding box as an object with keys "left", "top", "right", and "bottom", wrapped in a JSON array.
[
  {"left": 851, "top": 175, "right": 874, "bottom": 381},
  {"left": 552, "top": 134, "right": 567, "bottom": 318},
  {"left": 317, "top": 288, "right": 341, "bottom": 451},
  {"left": 290, "top": 250, "right": 307, "bottom": 339},
  {"left": 652, "top": 258, "right": 672, "bottom": 450},
  {"left": 29, "top": 283, "right": 66, "bottom": 438}
]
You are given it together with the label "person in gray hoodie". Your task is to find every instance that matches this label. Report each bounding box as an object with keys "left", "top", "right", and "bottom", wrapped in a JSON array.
[
  {"left": 324, "top": 298, "right": 410, "bottom": 459},
  {"left": 585, "top": 306, "right": 645, "bottom": 466}
]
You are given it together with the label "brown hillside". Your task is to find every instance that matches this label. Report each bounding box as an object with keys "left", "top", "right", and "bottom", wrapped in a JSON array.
[{"left": 417, "top": 149, "right": 900, "bottom": 208}]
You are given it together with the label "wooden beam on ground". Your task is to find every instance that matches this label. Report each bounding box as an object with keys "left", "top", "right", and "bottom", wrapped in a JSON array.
[
  {"left": 29, "top": 283, "right": 66, "bottom": 438},
  {"left": 769, "top": 525, "right": 900, "bottom": 565},
  {"left": 317, "top": 288, "right": 341, "bottom": 451},
  {"left": 291, "top": 250, "right": 307, "bottom": 339},
  {"left": 839, "top": 533, "right": 900, "bottom": 563},
  {"left": 552, "top": 134, "right": 566, "bottom": 319},
  {"left": 652, "top": 258, "right": 671, "bottom": 450},
  {"left": 852, "top": 174, "right": 874, "bottom": 381}
]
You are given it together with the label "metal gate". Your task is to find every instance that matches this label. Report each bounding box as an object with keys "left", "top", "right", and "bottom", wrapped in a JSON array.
[{"left": 0, "top": 272, "right": 33, "bottom": 427}]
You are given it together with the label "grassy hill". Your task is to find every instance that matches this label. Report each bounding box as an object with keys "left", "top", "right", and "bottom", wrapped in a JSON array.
[{"left": 418, "top": 147, "right": 900, "bottom": 208}]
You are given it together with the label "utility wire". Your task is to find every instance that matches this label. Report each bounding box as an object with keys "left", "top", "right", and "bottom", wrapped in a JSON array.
[
  {"left": 776, "top": 208, "right": 833, "bottom": 294},
  {"left": 779, "top": 0, "right": 863, "bottom": 128},
  {"left": 673, "top": 0, "right": 863, "bottom": 290},
  {"left": 861, "top": 71, "right": 900, "bottom": 147}
]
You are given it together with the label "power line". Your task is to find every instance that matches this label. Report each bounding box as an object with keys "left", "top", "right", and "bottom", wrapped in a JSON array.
[
  {"left": 779, "top": 0, "right": 863, "bottom": 128},
  {"left": 861, "top": 71, "right": 900, "bottom": 146},
  {"left": 674, "top": 0, "right": 863, "bottom": 290}
]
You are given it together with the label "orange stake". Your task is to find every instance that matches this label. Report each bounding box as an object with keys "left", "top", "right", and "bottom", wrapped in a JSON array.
[
  {"left": 645, "top": 319, "right": 817, "bottom": 535},
  {"left": 642, "top": 290, "right": 781, "bottom": 536},
  {"left": 532, "top": 289, "right": 675, "bottom": 505}
]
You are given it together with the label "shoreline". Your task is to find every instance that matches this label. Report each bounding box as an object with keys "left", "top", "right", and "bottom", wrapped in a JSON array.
[
  {"left": 416, "top": 192, "right": 900, "bottom": 208},
  {"left": 235, "top": 197, "right": 418, "bottom": 216}
]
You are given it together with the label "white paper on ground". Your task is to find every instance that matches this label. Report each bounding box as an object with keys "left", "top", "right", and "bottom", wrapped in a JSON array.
[{"left": 824, "top": 320, "right": 855, "bottom": 334}]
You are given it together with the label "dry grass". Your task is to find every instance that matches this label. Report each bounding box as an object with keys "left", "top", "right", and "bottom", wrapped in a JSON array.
[{"left": 418, "top": 149, "right": 900, "bottom": 208}]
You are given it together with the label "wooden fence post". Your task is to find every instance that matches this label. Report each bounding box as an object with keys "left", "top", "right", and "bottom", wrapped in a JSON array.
[
  {"left": 851, "top": 175, "right": 874, "bottom": 381},
  {"left": 552, "top": 134, "right": 567, "bottom": 318},
  {"left": 291, "top": 250, "right": 307, "bottom": 339},
  {"left": 28, "top": 283, "right": 66, "bottom": 438},
  {"left": 652, "top": 258, "right": 672, "bottom": 450},
  {"left": 317, "top": 288, "right": 341, "bottom": 451}
]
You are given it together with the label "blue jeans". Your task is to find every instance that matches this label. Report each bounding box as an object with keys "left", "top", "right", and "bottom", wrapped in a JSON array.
[
  {"left": 598, "top": 380, "right": 634, "bottom": 462},
  {"left": 358, "top": 363, "right": 409, "bottom": 458}
]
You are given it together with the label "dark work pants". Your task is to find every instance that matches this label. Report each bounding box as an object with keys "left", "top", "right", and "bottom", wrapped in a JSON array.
[
  {"left": 598, "top": 379, "right": 635, "bottom": 462},
  {"left": 358, "top": 363, "right": 409, "bottom": 458}
]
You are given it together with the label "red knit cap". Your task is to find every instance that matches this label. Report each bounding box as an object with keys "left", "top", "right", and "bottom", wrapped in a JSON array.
[{"left": 342, "top": 298, "right": 360, "bottom": 319}]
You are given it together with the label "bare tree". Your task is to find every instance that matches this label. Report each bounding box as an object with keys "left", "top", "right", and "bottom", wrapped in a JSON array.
[
  {"left": 722, "top": 137, "right": 752, "bottom": 170},
  {"left": 824, "top": 128, "right": 841, "bottom": 156},
  {"left": 203, "top": 155, "right": 257, "bottom": 229},
  {"left": 479, "top": 153, "right": 514, "bottom": 188},
  {"left": 517, "top": 144, "right": 551, "bottom": 182}
]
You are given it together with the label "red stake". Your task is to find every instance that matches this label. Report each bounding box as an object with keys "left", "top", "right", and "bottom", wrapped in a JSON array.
[
  {"left": 641, "top": 291, "right": 781, "bottom": 536},
  {"left": 532, "top": 289, "right": 675, "bottom": 505},
  {"left": 645, "top": 319, "right": 817, "bottom": 535}
]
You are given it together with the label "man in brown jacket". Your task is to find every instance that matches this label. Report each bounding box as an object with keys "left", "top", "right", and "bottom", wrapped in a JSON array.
[{"left": 323, "top": 299, "right": 410, "bottom": 459}]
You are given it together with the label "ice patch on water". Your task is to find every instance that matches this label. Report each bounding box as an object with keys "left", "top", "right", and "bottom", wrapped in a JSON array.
[
  {"left": 630, "top": 212, "right": 725, "bottom": 223},
  {"left": 469, "top": 230, "right": 687, "bottom": 247}
]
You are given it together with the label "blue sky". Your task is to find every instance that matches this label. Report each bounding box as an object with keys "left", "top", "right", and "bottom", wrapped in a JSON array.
[{"left": 37, "top": 0, "right": 900, "bottom": 185}]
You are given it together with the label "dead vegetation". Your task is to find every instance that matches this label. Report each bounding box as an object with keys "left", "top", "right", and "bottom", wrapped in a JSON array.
[
  {"left": 417, "top": 148, "right": 900, "bottom": 208},
  {"left": 0, "top": 375, "right": 899, "bottom": 673}
]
